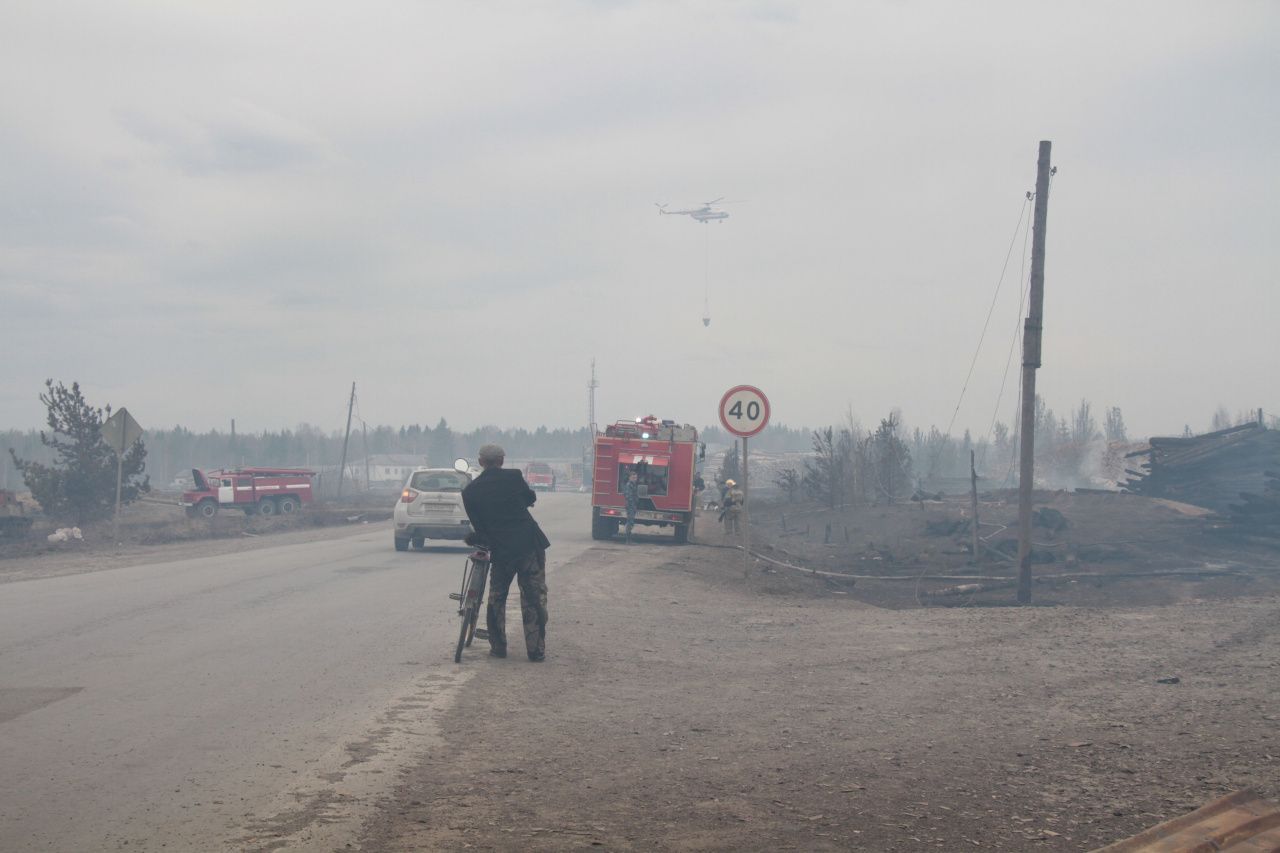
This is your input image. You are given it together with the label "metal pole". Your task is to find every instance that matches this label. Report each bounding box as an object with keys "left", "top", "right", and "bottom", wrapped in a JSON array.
[
  {"left": 1016, "top": 140, "right": 1053, "bottom": 603},
  {"left": 337, "top": 382, "right": 355, "bottom": 500},
  {"left": 588, "top": 358, "right": 598, "bottom": 432},
  {"left": 741, "top": 435, "right": 750, "bottom": 578}
]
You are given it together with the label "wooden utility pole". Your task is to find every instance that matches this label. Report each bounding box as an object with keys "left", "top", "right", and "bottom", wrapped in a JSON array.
[
  {"left": 361, "top": 420, "right": 371, "bottom": 492},
  {"left": 1016, "top": 141, "right": 1053, "bottom": 603},
  {"left": 970, "top": 450, "right": 980, "bottom": 564},
  {"left": 337, "top": 382, "right": 356, "bottom": 500}
]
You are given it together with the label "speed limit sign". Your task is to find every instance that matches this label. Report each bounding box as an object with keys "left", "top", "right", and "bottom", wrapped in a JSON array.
[{"left": 719, "top": 385, "right": 771, "bottom": 437}]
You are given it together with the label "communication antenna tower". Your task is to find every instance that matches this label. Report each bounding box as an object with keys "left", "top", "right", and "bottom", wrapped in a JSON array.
[{"left": 587, "top": 358, "right": 599, "bottom": 432}]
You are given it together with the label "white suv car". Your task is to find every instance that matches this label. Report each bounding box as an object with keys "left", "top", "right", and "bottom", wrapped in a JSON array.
[{"left": 393, "top": 466, "right": 473, "bottom": 550}]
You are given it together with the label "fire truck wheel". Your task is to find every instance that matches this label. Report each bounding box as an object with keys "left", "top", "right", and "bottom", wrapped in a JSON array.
[
  {"left": 674, "top": 523, "right": 689, "bottom": 544},
  {"left": 278, "top": 497, "right": 298, "bottom": 514},
  {"left": 591, "top": 513, "right": 613, "bottom": 541},
  {"left": 258, "top": 499, "right": 277, "bottom": 517},
  {"left": 394, "top": 536, "right": 410, "bottom": 552},
  {"left": 197, "top": 500, "right": 218, "bottom": 519}
]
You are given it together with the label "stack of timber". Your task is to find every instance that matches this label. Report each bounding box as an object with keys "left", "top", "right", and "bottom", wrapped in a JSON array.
[
  {"left": 1222, "top": 468, "right": 1280, "bottom": 541},
  {"left": 1122, "top": 423, "right": 1280, "bottom": 533}
]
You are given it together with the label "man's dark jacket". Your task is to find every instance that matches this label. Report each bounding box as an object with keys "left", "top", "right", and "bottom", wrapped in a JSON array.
[{"left": 461, "top": 467, "right": 551, "bottom": 563}]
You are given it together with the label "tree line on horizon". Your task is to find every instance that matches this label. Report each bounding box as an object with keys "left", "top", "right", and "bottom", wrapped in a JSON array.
[
  {"left": 772, "top": 399, "right": 1138, "bottom": 507},
  {"left": 4, "top": 380, "right": 1271, "bottom": 514}
]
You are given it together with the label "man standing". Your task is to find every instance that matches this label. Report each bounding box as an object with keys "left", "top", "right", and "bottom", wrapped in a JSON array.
[
  {"left": 623, "top": 471, "right": 640, "bottom": 544},
  {"left": 721, "top": 478, "right": 744, "bottom": 536},
  {"left": 461, "top": 444, "right": 550, "bottom": 662}
]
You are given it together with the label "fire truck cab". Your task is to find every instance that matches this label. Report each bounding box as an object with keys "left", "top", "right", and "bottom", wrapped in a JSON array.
[
  {"left": 181, "top": 467, "right": 316, "bottom": 519},
  {"left": 524, "top": 462, "right": 557, "bottom": 492},
  {"left": 591, "top": 416, "right": 703, "bottom": 543}
]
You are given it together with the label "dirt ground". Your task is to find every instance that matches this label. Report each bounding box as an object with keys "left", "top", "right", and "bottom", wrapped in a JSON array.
[
  {"left": 359, "top": 513, "right": 1280, "bottom": 852},
  {"left": 8, "top": 490, "right": 1275, "bottom": 849}
]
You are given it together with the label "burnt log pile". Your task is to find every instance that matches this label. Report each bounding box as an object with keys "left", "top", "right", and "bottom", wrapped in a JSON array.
[
  {"left": 1122, "top": 423, "right": 1280, "bottom": 539},
  {"left": 1222, "top": 470, "right": 1280, "bottom": 541}
]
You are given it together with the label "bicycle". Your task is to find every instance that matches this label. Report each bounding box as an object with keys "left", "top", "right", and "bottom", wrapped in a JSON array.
[{"left": 449, "top": 542, "right": 491, "bottom": 663}]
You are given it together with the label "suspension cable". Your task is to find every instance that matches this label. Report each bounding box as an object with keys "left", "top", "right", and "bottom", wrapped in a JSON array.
[{"left": 942, "top": 196, "right": 1032, "bottom": 441}]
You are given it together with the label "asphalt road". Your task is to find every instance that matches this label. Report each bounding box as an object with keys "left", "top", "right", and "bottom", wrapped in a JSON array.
[{"left": 0, "top": 490, "right": 597, "bottom": 851}]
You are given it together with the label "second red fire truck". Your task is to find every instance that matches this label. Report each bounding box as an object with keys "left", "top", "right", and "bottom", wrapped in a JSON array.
[
  {"left": 591, "top": 416, "right": 703, "bottom": 543},
  {"left": 181, "top": 467, "right": 316, "bottom": 518},
  {"left": 523, "top": 462, "right": 557, "bottom": 491}
]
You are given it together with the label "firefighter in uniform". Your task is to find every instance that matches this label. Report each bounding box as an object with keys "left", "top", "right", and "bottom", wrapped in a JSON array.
[
  {"left": 461, "top": 444, "right": 550, "bottom": 661},
  {"left": 623, "top": 471, "right": 641, "bottom": 544},
  {"left": 722, "top": 479, "right": 744, "bottom": 536}
]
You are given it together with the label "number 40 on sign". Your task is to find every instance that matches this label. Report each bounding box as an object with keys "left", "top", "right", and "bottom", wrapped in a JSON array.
[{"left": 718, "top": 385, "right": 770, "bottom": 438}]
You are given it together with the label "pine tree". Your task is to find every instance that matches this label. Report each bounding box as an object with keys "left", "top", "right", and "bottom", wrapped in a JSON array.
[
  {"left": 429, "top": 418, "right": 455, "bottom": 467},
  {"left": 1104, "top": 406, "right": 1128, "bottom": 443},
  {"left": 773, "top": 468, "right": 801, "bottom": 502},
  {"left": 9, "top": 380, "right": 150, "bottom": 524},
  {"left": 868, "top": 412, "right": 912, "bottom": 504},
  {"left": 803, "top": 427, "right": 842, "bottom": 508},
  {"left": 720, "top": 444, "right": 741, "bottom": 484}
]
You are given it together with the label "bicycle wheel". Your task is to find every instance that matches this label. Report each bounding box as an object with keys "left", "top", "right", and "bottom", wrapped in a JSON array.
[
  {"left": 465, "top": 564, "right": 488, "bottom": 647},
  {"left": 454, "top": 608, "right": 470, "bottom": 663},
  {"left": 464, "top": 603, "right": 481, "bottom": 647}
]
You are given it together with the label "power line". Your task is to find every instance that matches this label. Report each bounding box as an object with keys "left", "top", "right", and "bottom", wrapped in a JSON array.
[
  {"left": 979, "top": 193, "right": 1035, "bottom": 473},
  {"left": 924, "top": 195, "right": 1031, "bottom": 479},
  {"left": 942, "top": 195, "right": 1033, "bottom": 440}
]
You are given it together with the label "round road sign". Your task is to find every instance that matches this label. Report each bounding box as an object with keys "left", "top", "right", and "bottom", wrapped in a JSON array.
[{"left": 719, "top": 385, "right": 771, "bottom": 438}]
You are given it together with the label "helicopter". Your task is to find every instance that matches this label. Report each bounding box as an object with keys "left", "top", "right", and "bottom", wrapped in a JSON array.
[{"left": 655, "top": 198, "right": 730, "bottom": 223}]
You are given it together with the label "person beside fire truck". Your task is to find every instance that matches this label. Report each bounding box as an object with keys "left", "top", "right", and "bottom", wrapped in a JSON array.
[
  {"left": 721, "top": 479, "right": 744, "bottom": 536},
  {"left": 461, "top": 444, "right": 550, "bottom": 662},
  {"left": 623, "top": 471, "right": 641, "bottom": 544}
]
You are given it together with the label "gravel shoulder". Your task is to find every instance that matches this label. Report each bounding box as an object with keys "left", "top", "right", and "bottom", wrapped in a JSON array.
[{"left": 360, "top": 529, "right": 1280, "bottom": 852}]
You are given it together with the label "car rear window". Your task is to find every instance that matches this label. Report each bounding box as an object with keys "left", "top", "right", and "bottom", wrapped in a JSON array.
[{"left": 410, "top": 471, "right": 469, "bottom": 492}]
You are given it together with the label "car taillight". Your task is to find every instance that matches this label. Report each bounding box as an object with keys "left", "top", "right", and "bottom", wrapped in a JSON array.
[{"left": 400, "top": 489, "right": 418, "bottom": 503}]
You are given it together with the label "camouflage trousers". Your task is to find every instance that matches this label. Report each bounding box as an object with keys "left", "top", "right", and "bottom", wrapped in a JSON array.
[
  {"left": 723, "top": 509, "right": 741, "bottom": 535},
  {"left": 486, "top": 548, "right": 548, "bottom": 658}
]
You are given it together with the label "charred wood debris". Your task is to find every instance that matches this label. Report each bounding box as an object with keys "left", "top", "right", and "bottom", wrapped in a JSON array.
[{"left": 1122, "top": 421, "right": 1280, "bottom": 541}]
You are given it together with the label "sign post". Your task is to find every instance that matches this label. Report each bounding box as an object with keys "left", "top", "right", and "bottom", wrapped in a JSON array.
[
  {"left": 718, "top": 385, "right": 771, "bottom": 578},
  {"left": 102, "top": 408, "right": 143, "bottom": 544}
]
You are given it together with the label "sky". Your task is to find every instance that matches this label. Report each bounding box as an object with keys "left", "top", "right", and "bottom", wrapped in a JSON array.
[{"left": 2, "top": 0, "right": 1276, "bottom": 441}]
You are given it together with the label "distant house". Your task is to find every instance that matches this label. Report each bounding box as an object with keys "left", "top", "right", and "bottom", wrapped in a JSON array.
[{"left": 366, "top": 454, "right": 429, "bottom": 484}]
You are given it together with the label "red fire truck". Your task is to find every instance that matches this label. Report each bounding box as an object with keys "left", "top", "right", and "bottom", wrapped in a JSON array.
[
  {"left": 181, "top": 467, "right": 316, "bottom": 518},
  {"left": 524, "top": 462, "right": 557, "bottom": 491},
  {"left": 591, "top": 416, "right": 704, "bottom": 543}
]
